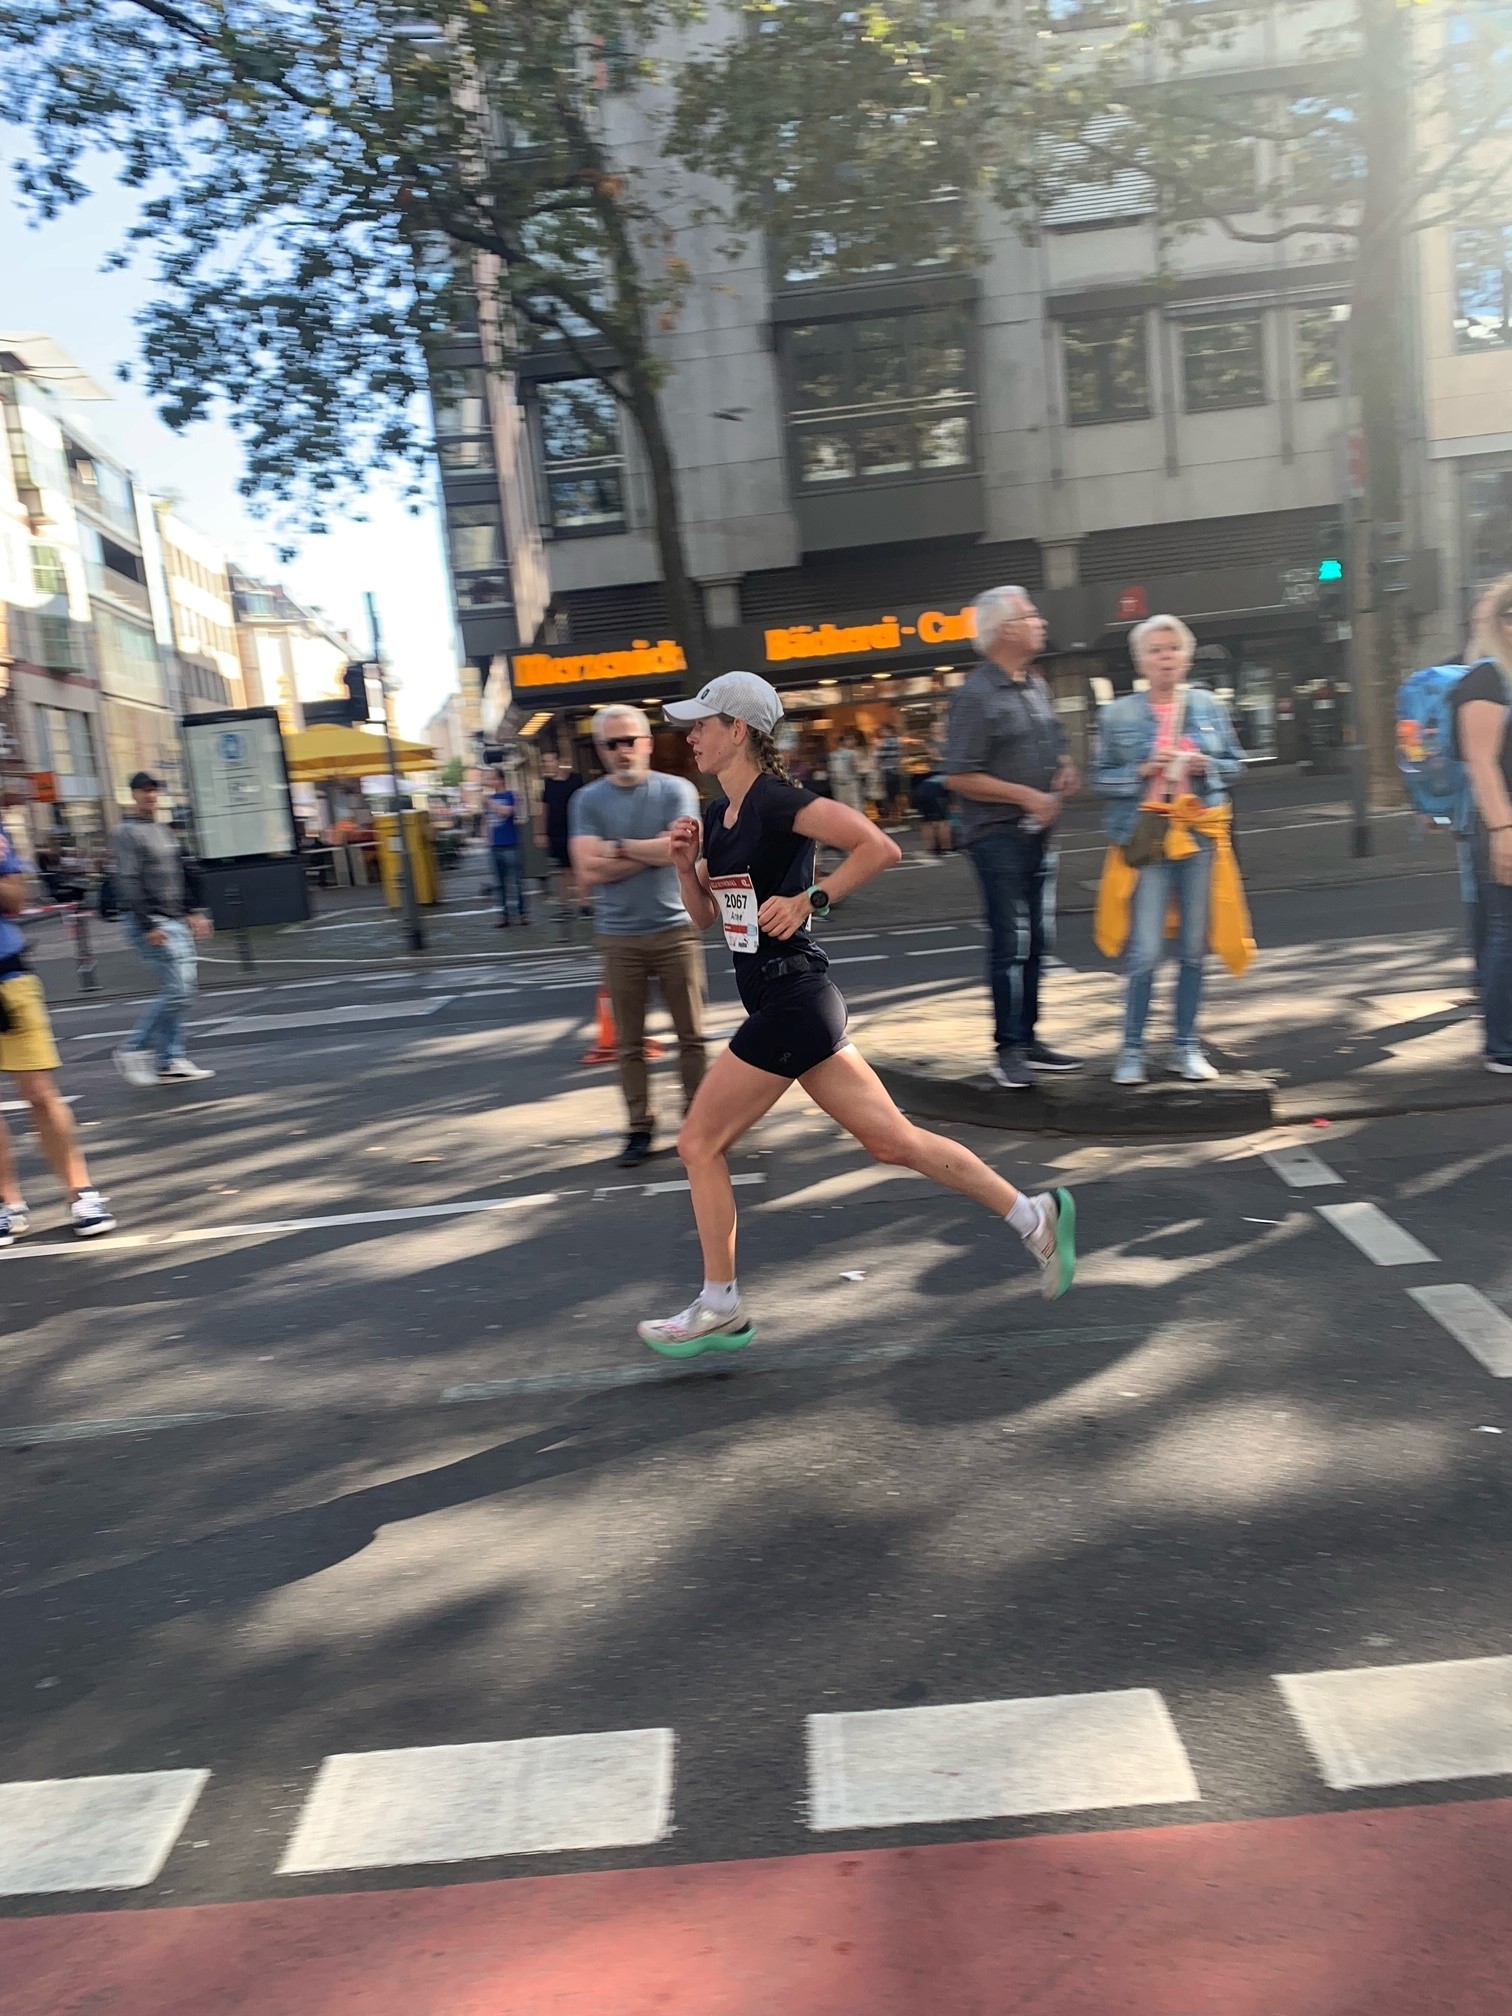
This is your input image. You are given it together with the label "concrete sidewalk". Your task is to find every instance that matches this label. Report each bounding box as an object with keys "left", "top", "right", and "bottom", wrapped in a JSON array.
[{"left": 858, "top": 927, "right": 1509, "bottom": 1137}]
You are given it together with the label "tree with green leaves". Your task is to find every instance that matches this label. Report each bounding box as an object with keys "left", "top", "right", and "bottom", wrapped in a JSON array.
[
  {"left": 675, "top": 0, "right": 1512, "bottom": 808},
  {"left": 0, "top": 0, "right": 714, "bottom": 670}
]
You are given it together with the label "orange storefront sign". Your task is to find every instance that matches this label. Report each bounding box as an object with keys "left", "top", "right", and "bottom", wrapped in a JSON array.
[
  {"left": 512, "top": 639, "right": 688, "bottom": 690},
  {"left": 762, "top": 605, "right": 977, "bottom": 666}
]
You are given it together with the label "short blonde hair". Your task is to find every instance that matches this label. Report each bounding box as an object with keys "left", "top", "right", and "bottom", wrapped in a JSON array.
[
  {"left": 1128, "top": 613, "right": 1197, "bottom": 667},
  {"left": 1469, "top": 573, "right": 1512, "bottom": 675}
]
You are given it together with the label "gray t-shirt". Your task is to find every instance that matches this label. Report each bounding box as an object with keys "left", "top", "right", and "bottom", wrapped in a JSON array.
[
  {"left": 942, "top": 661, "right": 1066, "bottom": 843},
  {"left": 568, "top": 770, "right": 699, "bottom": 936}
]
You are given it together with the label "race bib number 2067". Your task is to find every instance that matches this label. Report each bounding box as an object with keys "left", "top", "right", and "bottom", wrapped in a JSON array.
[{"left": 708, "top": 872, "right": 758, "bottom": 955}]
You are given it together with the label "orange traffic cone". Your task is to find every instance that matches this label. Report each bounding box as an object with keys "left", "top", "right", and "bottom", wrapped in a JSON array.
[{"left": 581, "top": 986, "right": 665, "bottom": 1066}]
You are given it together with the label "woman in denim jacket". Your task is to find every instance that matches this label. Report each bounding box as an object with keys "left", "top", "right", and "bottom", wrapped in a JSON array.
[{"left": 1091, "top": 614, "right": 1246, "bottom": 1084}]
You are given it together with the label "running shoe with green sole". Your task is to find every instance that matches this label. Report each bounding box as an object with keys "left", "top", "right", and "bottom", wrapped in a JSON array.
[
  {"left": 638, "top": 1297, "right": 756, "bottom": 1360},
  {"left": 1027, "top": 1187, "right": 1076, "bottom": 1300}
]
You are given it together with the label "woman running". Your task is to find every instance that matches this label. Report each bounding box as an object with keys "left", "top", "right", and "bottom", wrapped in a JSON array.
[{"left": 636, "top": 672, "right": 1076, "bottom": 1358}]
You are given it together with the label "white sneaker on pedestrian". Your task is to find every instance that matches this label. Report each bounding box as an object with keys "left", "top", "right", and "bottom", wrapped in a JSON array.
[
  {"left": 70, "top": 1189, "right": 115, "bottom": 1238},
  {"left": 113, "top": 1046, "right": 157, "bottom": 1089},
  {"left": 1486, "top": 1057, "right": 1512, "bottom": 1075},
  {"left": 638, "top": 1295, "right": 755, "bottom": 1359},
  {"left": 1174, "top": 1044, "right": 1220, "bottom": 1082},
  {"left": 4, "top": 1199, "right": 29, "bottom": 1238},
  {"left": 1020, "top": 1187, "right": 1077, "bottom": 1301},
  {"left": 0, "top": 1205, "right": 12, "bottom": 1250},
  {"left": 158, "top": 1057, "right": 215, "bottom": 1082},
  {"left": 1112, "top": 1052, "right": 1147, "bottom": 1086}
]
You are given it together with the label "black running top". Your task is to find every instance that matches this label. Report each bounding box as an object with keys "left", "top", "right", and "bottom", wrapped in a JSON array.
[{"left": 702, "top": 773, "right": 818, "bottom": 970}]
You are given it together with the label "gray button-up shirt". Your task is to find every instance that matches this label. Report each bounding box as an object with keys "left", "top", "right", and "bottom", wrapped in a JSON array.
[{"left": 942, "top": 661, "right": 1067, "bottom": 844}]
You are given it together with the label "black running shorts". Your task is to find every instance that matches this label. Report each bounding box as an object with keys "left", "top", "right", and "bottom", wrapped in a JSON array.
[{"left": 728, "top": 972, "right": 849, "bottom": 1080}]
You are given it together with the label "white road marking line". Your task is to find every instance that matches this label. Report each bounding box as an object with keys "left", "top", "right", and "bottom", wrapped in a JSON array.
[
  {"left": 906, "top": 944, "right": 976, "bottom": 958},
  {"left": 1408, "top": 1285, "right": 1512, "bottom": 1377},
  {"left": 278, "top": 1731, "right": 674, "bottom": 1874},
  {"left": 826, "top": 955, "right": 888, "bottom": 967},
  {"left": 0, "top": 1411, "right": 240, "bottom": 1446},
  {"left": 0, "top": 1771, "right": 208, "bottom": 1896},
  {"left": 1316, "top": 1201, "right": 1437, "bottom": 1266},
  {"left": 890, "top": 923, "right": 966, "bottom": 937},
  {"left": 1264, "top": 1147, "right": 1343, "bottom": 1189},
  {"left": 199, "top": 997, "right": 455, "bottom": 1036},
  {"left": 1277, "top": 1656, "right": 1512, "bottom": 1790},
  {"left": 0, "top": 1191, "right": 577, "bottom": 1258},
  {"left": 806, "top": 1691, "right": 1199, "bottom": 1832},
  {"left": 592, "top": 1174, "right": 765, "bottom": 1202},
  {"left": 1, "top": 1097, "right": 77, "bottom": 1113}
]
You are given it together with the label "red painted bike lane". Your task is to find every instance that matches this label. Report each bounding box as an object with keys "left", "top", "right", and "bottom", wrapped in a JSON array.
[{"left": 4, "top": 1798, "right": 1510, "bottom": 2016}]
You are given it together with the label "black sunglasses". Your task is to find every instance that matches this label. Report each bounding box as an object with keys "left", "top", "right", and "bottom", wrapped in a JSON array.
[{"left": 602, "top": 734, "right": 644, "bottom": 752}]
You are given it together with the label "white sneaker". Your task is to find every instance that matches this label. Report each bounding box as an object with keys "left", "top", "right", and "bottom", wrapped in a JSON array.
[
  {"left": 1174, "top": 1044, "right": 1220, "bottom": 1082},
  {"left": 1112, "top": 1053, "right": 1147, "bottom": 1086},
  {"left": 158, "top": 1057, "right": 215, "bottom": 1082},
  {"left": 638, "top": 1295, "right": 755, "bottom": 1360},
  {"left": 5, "top": 1199, "right": 29, "bottom": 1238},
  {"left": 0, "top": 1206, "right": 12, "bottom": 1250},
  {"left": 113, "top": 1046, "right": 158, "bottom": 1089},
  {"left": 1486, "top": 1057, "right": 1512, "bottom": 1075},
  {"left": 70, "top": 1189, "right": 116, "bottom": 1238},
  {"left": 1020, "top": 1187, "right": 1077, "bottom": 1301}
]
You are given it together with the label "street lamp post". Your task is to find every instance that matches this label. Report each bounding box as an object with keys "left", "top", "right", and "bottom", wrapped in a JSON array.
[
  {"left": 365, "top": 590, "right": 424, "bottom": 953},
  {"left": 1333, "top": 305, "right": 1372, "bottom": 859}
]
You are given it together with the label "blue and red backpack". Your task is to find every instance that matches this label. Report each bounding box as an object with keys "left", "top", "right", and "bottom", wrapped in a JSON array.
[{"left": 1395, "top": 663, "right": 1477, "bottom": 830}]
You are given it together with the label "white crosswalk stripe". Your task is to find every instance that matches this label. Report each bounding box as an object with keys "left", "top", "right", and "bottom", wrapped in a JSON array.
[
  {"left": 1408, "top": 1284, "right": 1512, "bottom": 1376},
  {"left": 805, "top": 1690, "right": 1200, "bottom": 1832},
  {"left": 277, "top": 1730, "right": 675, "bottom": 1874},
  {"left": 0, "top": 1771, "right": 207, "bottom": 1895},
  {"left": 1264, "top": 1146, "right": 1343, "bottom": 1188},
  {"left": 1277, "top": 1656, "right": 1512, "bottom": 1790},
  {"left": 1316, "top": 1201, "right": 1438, "bottom": 1266}
]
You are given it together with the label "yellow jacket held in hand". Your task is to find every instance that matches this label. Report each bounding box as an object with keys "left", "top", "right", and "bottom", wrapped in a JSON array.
[{"left": 1094, "top": 796, "right": 1255, "bottom": 977}]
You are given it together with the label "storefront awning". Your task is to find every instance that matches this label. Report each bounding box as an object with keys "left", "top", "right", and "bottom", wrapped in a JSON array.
[{"left": 282, "top": 724, "right": 438, "bottom": 780}]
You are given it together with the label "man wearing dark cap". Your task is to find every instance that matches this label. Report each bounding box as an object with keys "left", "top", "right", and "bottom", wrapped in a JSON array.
[{"left": 109, "top": 772, "right": 216, "bottom": 1087}]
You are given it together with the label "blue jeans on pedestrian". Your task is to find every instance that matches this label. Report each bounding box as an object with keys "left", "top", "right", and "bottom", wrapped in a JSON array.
[
  {"left": 1122, "top": 839, "right": 1214, "bottom": 1055},
  {"left": 492, "top": 846, "right": 527, "bottom": 922},
  {"left": 1473, "top": 829, "right": 1512, "bottom": 1063},
  {"left": 126, "top": 917, "right": 198, "bottom": 1067},
  {"left": 967, "top": 827, "right": 1053, "bottom": 1053}
]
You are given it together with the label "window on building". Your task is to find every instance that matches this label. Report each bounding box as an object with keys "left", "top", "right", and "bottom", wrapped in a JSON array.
[
  {"left": 1454, "top": 226, "right": 1512, "bottom": 351},
  {"left": 93, "top": 606, "right": 165, "bottom": 706},
  {"left": 774, "top": 193, "right": 965, "bottom": 288},
  {"left": 785, "top": 308, "right": 975, "bottom": 487},
  {"left": 1296, "top": 308, "right": 1342, "bottom": 398},
  {"left": 38, "top": 706, "right": 94, "bottom": 779},
  {"left": 1181, "top": 316, "right": 1266, "bottom": 412},
  {"left": 535, "top": 378, "right": 626, "bottom": 531},
  {"left": 445, "top": 503, "right": 513, "bottom": 609},
  {"left": 34, "top": 614, "right": 85, "bottom": 673},
  {"left": 1062, "top": 313, "right": 1150, "bottom": 424},
  {"left": 1040, "top": 0, "right": 1125, "bottom": 24},
  {"left": 432, "top": 366, "right": 496, "bottom": 471},
  {"left": 30, "top": 544, "right": 67, "bottom": 596},
  {"left": 1463, "top": 462, "right": 1512, "bottom": 589}
]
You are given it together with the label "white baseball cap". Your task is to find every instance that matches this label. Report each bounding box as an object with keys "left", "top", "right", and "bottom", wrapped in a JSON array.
[{"left": 664, "top": 671, "right": 784, "bottom": 735}]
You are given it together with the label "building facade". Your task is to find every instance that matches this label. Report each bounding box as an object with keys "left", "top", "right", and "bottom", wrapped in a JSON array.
[
  {"left": 228, "top": 566, "right": 359, "bottom": 734},
  {"left": 430, "top": 4, "right": 1467, "bottom": 780},
  {"left": 155, "top": 508, "right": 245, "bottom": 715}
]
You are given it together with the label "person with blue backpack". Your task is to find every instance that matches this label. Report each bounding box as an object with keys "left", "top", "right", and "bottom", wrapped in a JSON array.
[{"left": 1453, "top": 578, "right": 1512, "bottom": 1072}]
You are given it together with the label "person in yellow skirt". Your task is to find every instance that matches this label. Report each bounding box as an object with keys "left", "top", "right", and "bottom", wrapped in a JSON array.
[
  {"left": 0, "top": 829, "right": 114, "bottom": 1244},
  {"left": 1090, "top": 615, "right": 1254, "bottom": 1085}
]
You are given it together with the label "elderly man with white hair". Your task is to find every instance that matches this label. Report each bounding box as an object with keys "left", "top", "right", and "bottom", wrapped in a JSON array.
[
  {"left": 943, "top": 585, "right": 1082, "bottom": 1089},
  {"left": 569, "top": 704, "right": 707, "bottom": 1167},
  {"left": 1091, "top": 613, "right": 1247, "bottom": 1085}
]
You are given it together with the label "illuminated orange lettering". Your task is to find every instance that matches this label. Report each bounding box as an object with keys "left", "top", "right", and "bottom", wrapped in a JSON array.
[{"left": 512, "top": 640, "right": 688, "bottom": 688}]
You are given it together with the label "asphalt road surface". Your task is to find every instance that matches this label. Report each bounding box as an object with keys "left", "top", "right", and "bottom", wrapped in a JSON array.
[{"left": 2, "top": 878, "right": 1510, "bottom": 2014}]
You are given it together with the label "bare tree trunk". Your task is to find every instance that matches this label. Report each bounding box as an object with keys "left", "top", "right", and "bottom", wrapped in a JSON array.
[{"left": 1350, "top": 0, "right": 1414, "bottom": 807}]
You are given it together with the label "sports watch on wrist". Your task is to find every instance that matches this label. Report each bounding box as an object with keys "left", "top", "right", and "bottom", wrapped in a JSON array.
[{"left": 806, "top": 883, "right": 832, "bottom": 919}]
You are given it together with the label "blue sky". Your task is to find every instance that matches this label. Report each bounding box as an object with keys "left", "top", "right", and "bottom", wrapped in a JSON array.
[{"left": 1, "top": 167, "right": 459, "bottom": 736}]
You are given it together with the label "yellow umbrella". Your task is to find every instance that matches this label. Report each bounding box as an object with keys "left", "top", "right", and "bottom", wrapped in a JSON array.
[{"left": 282, "top": 723, "right": 439, "bottom": 781}]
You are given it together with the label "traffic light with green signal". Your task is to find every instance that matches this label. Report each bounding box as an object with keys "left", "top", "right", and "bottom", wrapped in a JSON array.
[{"left": 1316, "top": 516, "right": 1347, "bottom": 620}]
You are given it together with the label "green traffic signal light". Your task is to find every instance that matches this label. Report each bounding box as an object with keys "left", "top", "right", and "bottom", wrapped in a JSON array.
[{"left": 1318, "top": 558, "right": 1344, "bottom": 584}]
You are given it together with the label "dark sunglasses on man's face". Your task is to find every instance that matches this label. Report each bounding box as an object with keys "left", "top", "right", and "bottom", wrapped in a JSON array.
[{"left": 602, "top": 735, "right": 643, "bottom": 752}]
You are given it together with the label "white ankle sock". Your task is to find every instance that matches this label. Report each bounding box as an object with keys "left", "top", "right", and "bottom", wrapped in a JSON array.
[
  {"left": 1006, "top": 1193, "right": 1042, "bottom": 1239},
  {"left": 702, "top": 1279, "right": 740, "bottom": 1316}
]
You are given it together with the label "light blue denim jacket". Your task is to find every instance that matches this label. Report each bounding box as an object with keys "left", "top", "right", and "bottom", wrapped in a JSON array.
[{"left": 1091, "top": 687, "right": 1246, "bottom": 846}]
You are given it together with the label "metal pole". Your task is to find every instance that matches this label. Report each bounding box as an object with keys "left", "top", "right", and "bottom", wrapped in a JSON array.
[
  {"left": 365, "top": 590, "right": 424, "bottom": 954},
  {"left": 70, "top": 901, "right": 97, "bottom": 994},
  {"left": 1336, "top": 308, "right": 1372, "bottom": 858}
]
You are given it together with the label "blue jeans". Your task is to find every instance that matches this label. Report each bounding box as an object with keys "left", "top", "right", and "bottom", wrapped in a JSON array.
[
  {"left": 126, "top": 918, "right": 198, "bottom": 1067},
  {"left": 1122, "top": 839, "right": 1214, "bottom": 1054},
  {"left": 1473, "top": 830, "right": 1512, "bottom": 1063},
  {"left": 967, "top": 827, "right": 1053, "bottom": 1053},
  {"left": 492, "top": 846, "right": 527, "bottom": 921}
]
